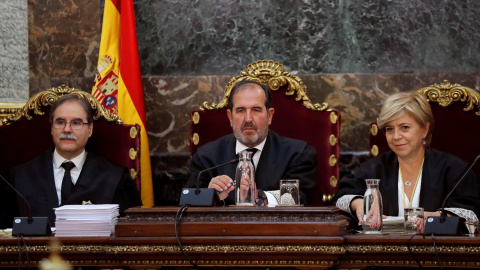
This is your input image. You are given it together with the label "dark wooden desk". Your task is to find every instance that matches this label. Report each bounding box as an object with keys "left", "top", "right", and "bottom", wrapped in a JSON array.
[{"left": 0, "top": 206, "right": 479, "bottom": 269}]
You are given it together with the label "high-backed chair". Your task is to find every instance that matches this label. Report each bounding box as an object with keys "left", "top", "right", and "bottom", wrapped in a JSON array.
[
  {"left": 0, "top": 85, "right": 142, "bottom": 191},
  {"left": 190, "top": 60, "right": 341, "bottom": 206},
  {"left": 370, "top": 80, "right": 480, "bottom": 181}
]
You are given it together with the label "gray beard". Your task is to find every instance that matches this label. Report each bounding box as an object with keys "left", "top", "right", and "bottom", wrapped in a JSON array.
[{"left": 234, "top": 126, "right": 268, "bottom": 147}]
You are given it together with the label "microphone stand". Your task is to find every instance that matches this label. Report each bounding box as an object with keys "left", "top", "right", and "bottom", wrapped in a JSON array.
[
  {"left": 424, "top": 154, "right": 480, "bottom": 235},
  {"left": 0, "top": 174, "right": 51, "bottom": 236}
]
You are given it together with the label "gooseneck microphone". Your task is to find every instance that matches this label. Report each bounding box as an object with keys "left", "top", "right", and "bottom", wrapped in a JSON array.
[
  {"left": 424, "top": 153, "right": 480, "bottom": 235},
  {"left": 0, "top": 174, "right": 51, "bottom": 236},
  {"left": 195, "top": 159, "right": 239, "bottom": 191},
  {"left": 180, "top": 158, "right": 239, "bottom": 206}
]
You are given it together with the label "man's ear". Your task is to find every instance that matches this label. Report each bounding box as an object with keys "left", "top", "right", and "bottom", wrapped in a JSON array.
[
  {"left": 227, "top": 109, "right": 233, "bottom": 127},
  {"left": 267, "top": 108, "right": 274, "bottom": 125},
  {"left": 88, "top": 123, "right": 93, "bottom": 137}
]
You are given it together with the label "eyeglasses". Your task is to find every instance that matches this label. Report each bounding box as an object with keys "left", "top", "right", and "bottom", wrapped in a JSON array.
[{"left": 52, "top": 119, "right": 90, "bottom": 130}]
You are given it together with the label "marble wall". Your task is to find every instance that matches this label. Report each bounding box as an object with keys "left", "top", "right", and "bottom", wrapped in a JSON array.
[
  {"left": 2, "top": 0, "right": 480, "bottom": 205},
  {"left": 0, "top": 0, "right": 29, "bottom": 102}
]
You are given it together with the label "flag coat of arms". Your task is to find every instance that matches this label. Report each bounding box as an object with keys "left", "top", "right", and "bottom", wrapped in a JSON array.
[{"left": 93, "top": 0, "right": 153, "bottom": 207}]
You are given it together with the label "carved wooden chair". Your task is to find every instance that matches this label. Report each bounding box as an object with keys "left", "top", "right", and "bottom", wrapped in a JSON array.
[
  {"left": 0, "top": 85, "right": 142, "bottom": 191},
  {"left": 370, "top": 80, "right": 480, "bottom": 180},
  {"left": 190, "top": 60, "right": 341, "bottom": 206}
]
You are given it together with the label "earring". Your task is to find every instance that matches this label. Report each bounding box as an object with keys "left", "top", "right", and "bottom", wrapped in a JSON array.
[{"left": 422, "top": 138, "right": 426, "bottom": 145}]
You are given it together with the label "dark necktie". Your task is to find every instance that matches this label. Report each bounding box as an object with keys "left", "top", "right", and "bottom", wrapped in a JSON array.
[
  {"left": 61, "top": 161, "right": 76, "bottom": 205},
  {"left": 245, "top": 148, "right": 258, "bottom": 172}
]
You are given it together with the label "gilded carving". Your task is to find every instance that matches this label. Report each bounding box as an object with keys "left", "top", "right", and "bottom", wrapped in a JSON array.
[
  {"left": 0, "top": 102, "right": 24, "bottom": 126},
  {"left": 201, "top": 60, "right": 330, "bottom": 111},
  {"left": 192, "top": 133, "right": 199, "bottom": 145},
  {"left": 129, "top": 126, "right": 138, "bottom": 138},
  {"left": 371, "top": 145, "right": 379, "bottom": 157},
  {"left": 129, "top": 148, "right": 138, "bottom": 160},
  {"left": 2, "top": 85, "right": 123, "bottom": 125},
  {"left": 330, "top": 175, "right": 338, "bottom": 188},
  {"left": 370, "top": 123, "right": 378, "bottom": 136},
  {"left": 3, "top": 242, "right": 480, "bottom": 268},
  {"left": 329, "top": 155, "right": 337, "bottom": 167},
  {"left": 329, "top": 134, "right": 338, "bottom": 147},
  {"left": 322, "top": 194, "right": 333, "bottom": 203},
  {"left": 330, "top": 111, "right": 338, "bottom": 124},
  {"left": 192, "top": 112, "right": 200, "bottom": 124},
  {"left": 418, "top": 80, "right": 480, "bottom": 115},
  {"left": 130, "top": 169, "right": 138, "bottom": 180},
  {"left": 120, "top": 211, "right": 347, "bottom": 223}
]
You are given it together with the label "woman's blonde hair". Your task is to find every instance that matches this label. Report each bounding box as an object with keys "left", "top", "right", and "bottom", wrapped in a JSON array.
[{"left": 377, "top": 92, "right": 434, "bottom": 146}]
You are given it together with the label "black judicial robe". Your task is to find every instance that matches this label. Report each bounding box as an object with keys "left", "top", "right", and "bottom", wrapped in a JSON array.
[
  {"left": 186, "top": 130, "right": 317, "bottom": 205},
  {"left": 0, "top": 149, "right": 142, "bottom": 227},
  {"left": 333, "top": 148, "right": 480, "bottom": 218}
]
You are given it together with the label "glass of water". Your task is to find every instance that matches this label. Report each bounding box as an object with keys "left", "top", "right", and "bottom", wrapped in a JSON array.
[{"left": 279, "top": 179, "right": 300, "bottom": 205}]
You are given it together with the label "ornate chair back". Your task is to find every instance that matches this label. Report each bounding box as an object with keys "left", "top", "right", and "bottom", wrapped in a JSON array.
[
  {"left": 190, "top": 60, "right": 341, "bottom": 205},
  {"left": 0, "top": 85, "right": 141, "bottom": 191},
  {"left": 370, "top": 80, "right": 480, "bottom": 181}
]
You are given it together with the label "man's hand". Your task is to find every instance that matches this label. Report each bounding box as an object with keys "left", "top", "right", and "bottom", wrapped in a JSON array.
[{"left": 208, "top": 175, "right": 235, "bottom": 200}]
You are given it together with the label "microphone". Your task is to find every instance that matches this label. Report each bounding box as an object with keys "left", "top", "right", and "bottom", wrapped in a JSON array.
[
  {"left": 0, "top": 174, "right": 51, "bottom": 236},
  {"left": 179, "top": 158, "right": 239, "bottom": 206},
  {"left": 424, "top": 153, "right": 480, "bottom": 235}
]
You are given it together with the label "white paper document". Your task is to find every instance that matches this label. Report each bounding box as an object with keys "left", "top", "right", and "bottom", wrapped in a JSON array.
[{"left": 54, "top": 204, "right": 119, "bottom": 237}]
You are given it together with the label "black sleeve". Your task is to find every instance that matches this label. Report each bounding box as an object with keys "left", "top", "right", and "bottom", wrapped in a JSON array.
[
  {"left": 113, "top": 168, "right": 143, "bottom": 216},
  {"left": 185, "top": 153, "right": 210, "bottom": 189},
  {"left": 281, "top": 144, "right": 317, "bottom": 205},
  {"left": 0, "top": 171, "right": 19, "bottom": 229}
]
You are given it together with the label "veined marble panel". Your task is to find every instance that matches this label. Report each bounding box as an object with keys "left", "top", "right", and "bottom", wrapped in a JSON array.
[
  {"left": 28, "top": 0, "right": 100, "bottom": 94},
  {"left": 0, "top": 0, "right": 29, "bottom": 102},
  {"left": 143, "top": 75, "right": 232, "bottom": 154},
  {"left": 135, "top": 0, "right": 480, "bottom": 76}
]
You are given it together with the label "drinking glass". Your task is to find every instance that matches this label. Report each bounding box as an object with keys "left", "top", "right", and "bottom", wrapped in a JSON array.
[
  {"left": 279, "top": 179, "right": 300, "bottom": 205},
  {"left": 404, "top": 207, "right": 424, "bottom": 234}
]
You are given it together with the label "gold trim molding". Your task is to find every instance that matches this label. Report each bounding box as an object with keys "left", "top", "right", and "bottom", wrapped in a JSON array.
[
  {"left": 130, "top": 169, "right": 138, "bottom": 180},
  {"left": 329, "top": 111, "right": 338, "bottom": 124},
  {"left": 2, "top": 242, "right": 480, "bottom": 268},
  {"left": 0, "top": 102, "right": 24, "bottom": 126},
  {"left": 329, "top": 155, "right": 337, "bottom": 167},
  {"left": 330, "top": 176, "right": 338, "bottom": 188},
  {"left": 2, "top": 85, "right": 122, "bottom": 125},
  {"left": 200, "top": 60, "right": 330, "bottom": 111},
  {"left": 370, "top": 123, "right": 378, "bottom": 136},
  {"left": 192, "top": 112, "right": 200, "bottom": 124},
  {"left": 129, "top": 148, "right": 138, "bottom": 160},
  {"left": 418, "top": 80, "right": 480, "bottom": 116},
  {"left": 129, "top": 126, "right": 138, "bottom": 138},
  {"left": 192, "top": 133, "right": 199, "bottom": 145},
  {"left": 329, "top": 134, "right": 338, "bottom": 147}
]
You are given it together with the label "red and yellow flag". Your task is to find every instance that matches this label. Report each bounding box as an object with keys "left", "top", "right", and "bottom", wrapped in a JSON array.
[{"left": 92, "top": 0, "right": 153, "bottom": 207}]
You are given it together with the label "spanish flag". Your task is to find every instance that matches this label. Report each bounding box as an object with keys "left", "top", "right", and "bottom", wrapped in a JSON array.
[{"left": 92, "top": 0, "right": 154, "bottom": 207}]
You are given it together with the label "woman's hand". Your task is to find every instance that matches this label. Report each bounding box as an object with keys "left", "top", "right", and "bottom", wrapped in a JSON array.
[
  {"left": 417, "top": 211, "right": 441, "bottom": 233},
  {"left": 351, "top": 198, "right": 364, "bottom": 223},
  {"left": 351, "top": 198, "right": 385, "bottom": 228},
  {"left": 365, "top": 199, "right": 383, "bottom": 228}
]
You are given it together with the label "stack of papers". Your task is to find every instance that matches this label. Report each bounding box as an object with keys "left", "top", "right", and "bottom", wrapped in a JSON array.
[
  {"left": 382, "top": 216, "right": 405, "bottom": 233},
  {"left": 54, "top": 204, "right": 119, "bottom": 237}
]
